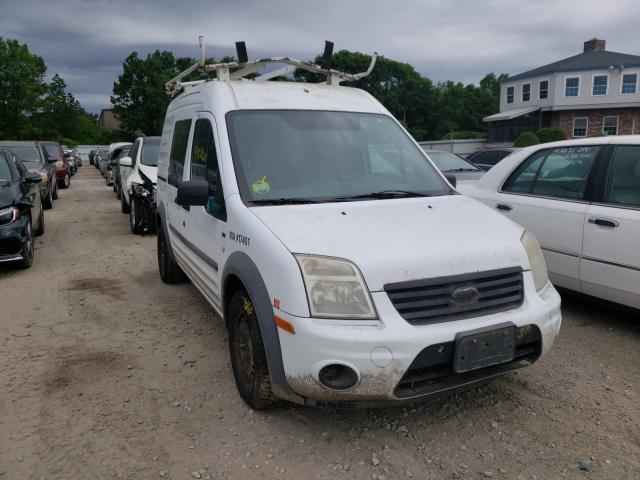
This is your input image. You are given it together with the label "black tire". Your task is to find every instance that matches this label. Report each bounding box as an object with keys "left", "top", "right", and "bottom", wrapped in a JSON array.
[
  {"left": 52, "top": 181, "right": 58, "bottom": 200},
  {"left": 58, "top": 172, "right": 70, "bottom": 189},
  {"left": 116, "top": 181, "right": 121, "bottom": 199},
  {"left": 34, "top": 207, "right": 44, "bottom": 236},
  {"left": 17, "top": 220, "right": 34, "bottom": 269},
  {"left": 129, "top": 197, "right": 144, "bottom": 234},
  {"left": 121, "top": 192, "right": 130, "bottom": 214},
  {"left": 42, "top": 185, "right": 53, "bottom": 209},
  {"left": 157, "top": 225, "right": 187, "bottom": 284},
  {"left": 228, "top": 289, "right": 276, "bottom": 409}
]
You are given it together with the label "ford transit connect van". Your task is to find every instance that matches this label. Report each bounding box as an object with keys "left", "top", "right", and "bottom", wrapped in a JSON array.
[{"left": 155, "top": 50, "right": 561, "bottom": 408}]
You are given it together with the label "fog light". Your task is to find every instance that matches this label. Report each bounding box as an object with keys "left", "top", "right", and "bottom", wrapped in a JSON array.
[{"left": 318, "top": 363, "right": 358, "bottom": 391}]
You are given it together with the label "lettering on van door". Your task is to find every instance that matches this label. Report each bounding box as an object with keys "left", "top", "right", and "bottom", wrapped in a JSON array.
[{"left": 229, "top": 231, "right": 250, "bottom": 247}]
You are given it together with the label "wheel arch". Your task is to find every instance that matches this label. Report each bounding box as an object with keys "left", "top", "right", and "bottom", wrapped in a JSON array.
[{"left": 222, "top": 251, "right": 304, "bottom": 405}]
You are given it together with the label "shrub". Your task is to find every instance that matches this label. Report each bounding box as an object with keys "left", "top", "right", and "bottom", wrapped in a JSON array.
[
  {"left": 536, "top": 127, "right": 567, "bottom": 143},
  {"left": 514, "top": 131, "right": 540, "bottom": 148}
]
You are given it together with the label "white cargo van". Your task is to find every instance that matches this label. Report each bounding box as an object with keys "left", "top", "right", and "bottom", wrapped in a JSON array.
[{"left": 155, "top": 40, "right": 561, "bottom": 408}]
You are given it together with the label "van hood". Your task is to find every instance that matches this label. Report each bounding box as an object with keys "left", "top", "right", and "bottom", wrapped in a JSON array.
[
  {"left": 139, "top": 164, "right": 157, "bottom": 184},
  {"left": 250, "top": 194, "right": 529, "bottom": 291}
]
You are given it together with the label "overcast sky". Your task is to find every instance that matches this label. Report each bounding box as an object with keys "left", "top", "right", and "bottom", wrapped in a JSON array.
[{"left": 3, "top": 0, "right": 639, "bottom": 113}]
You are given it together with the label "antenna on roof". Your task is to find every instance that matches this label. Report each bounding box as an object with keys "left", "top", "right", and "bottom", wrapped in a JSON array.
[{"left": 165, "top": 37, "right": 378, "bottom": 95}]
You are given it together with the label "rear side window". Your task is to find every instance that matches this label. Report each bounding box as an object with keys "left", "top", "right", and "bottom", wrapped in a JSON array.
[
  {"left": 606, "top": 146, "right": 640, "bottom": 207},
  {"left": 128, "top": 140, "right": 140, "bottom": 166},
  {"left": 168, "top": 119, "right": 192, "bottom": 186},
  {"left": 0, "top": 154, "right": 13, "bottom": 185},
  {"left": 43, "top": 144, "right": 61, "bottom": 161},
  {"left": 190, "top": 119, "right": 225, "bottom": 220},
  {"left": 503, "top": 146, "right": 599, "bottom": 200}
]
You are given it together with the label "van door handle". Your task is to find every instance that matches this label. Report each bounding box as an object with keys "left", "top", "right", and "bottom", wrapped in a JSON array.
[
  {"left": 496, "top": 203, "right": 513, "bottom": 211},
  {"left": 589, "top": 217, "right": 619, "bottom": 228}
]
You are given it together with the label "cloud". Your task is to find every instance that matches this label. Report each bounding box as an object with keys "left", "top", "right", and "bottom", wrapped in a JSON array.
[{"left": 2, "top": 0, "right": 639, "bottom": 112}]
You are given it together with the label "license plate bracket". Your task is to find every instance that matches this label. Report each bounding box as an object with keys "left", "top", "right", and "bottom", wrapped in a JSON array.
[{"left": 453, "top": 322, "right": 516, "bottom": 373}]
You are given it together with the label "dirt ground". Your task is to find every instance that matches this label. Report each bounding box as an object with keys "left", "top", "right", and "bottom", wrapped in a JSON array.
[{"left": 1, "top": 165, "right": 639, "bottom": 480}]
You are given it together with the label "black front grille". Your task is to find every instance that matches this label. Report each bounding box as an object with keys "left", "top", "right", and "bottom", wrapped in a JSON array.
[
  {"left": 0, "top": 238, "right": 22, "bottom": 256},
  {"left": 394, "top": 324, "right": 542, "bottom": 398},
  {"left": 385, "top": 267, "right": 524, "bottom": 325}
]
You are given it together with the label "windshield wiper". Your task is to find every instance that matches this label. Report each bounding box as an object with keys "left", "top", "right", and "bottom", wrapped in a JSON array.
[
  {"left": 331, "top": 190, "right": 432, "bottom": 201},
  {"left": 445, "top": 168, "right": 480, "bottom": 172},
  {"left": 249, "top": 197, "right": 319, "bottom": 205}
]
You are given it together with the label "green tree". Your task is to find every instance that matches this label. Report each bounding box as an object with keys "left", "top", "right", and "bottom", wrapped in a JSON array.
[
  {"left": 111, "top": 51, "right": 179, "bottom": 135},
  {"left": 0, "top": 38, "right": 47, "bottom": 139},
  {"left": 111, "top": 51, "right": 225, "bottom": 135}
]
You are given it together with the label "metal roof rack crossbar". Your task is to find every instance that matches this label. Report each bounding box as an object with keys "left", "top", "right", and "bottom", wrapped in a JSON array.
[{"left": 165, "top": 36, "right": 378, "bottom": 95}]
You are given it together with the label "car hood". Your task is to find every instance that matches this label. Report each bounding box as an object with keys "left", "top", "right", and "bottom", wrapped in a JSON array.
[
  {"left": 250, "top": 194, "right": 529, "bottom": 291},
  {"left": 139, "top": 164, "right": 157, "bottom": 184}
]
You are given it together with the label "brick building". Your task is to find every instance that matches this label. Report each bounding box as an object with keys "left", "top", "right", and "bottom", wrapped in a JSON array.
[
  {"left": 484, "top": 38, "right": 640, "bottom": 143},
  {"left": 98, "top": 108, "right": 121, "bottom": 130}
]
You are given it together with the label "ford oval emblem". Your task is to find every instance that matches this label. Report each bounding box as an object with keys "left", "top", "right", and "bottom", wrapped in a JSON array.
[{"left": 450, "top": 286, "right": 480, "bottom": 305}]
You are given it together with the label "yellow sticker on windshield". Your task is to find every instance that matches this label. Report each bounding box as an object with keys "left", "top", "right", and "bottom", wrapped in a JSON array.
[{"left": 252, "top": 176, "right": 271, "bottom": 195}]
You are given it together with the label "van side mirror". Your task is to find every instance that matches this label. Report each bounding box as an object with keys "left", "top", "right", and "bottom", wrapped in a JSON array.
[
  {"left": 444, "top": 173, "right": 457, "bottom": 188},
  {"left": 119, "top": 156, "right": 133, "bottom": 167},
  {"left": 176, "top": 179, "right": 210, "bottom": 206}
]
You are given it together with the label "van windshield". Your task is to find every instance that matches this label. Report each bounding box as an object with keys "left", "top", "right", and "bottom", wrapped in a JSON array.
[{"left": 226, "top": 111, "right": 451, "bottom": 203}]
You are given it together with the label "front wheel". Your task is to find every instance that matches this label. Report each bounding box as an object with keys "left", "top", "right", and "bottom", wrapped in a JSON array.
[
  {"left": 52, "top": 181, "right": 58, "bottom": 200},
  {"left": 157, "top": 225, "right": 187, "bottom": 284},
  {"left": 17, "top": 220, "right": 34, "bottom": 269},
  {"left": 121, "top": 191, "right": 130, "bottom": 214},
  {"left": 58, "top": 172, "right": 70, "bottom": 189},
  {"left": 129, "top": 197, "right": 144, "bottom": 234},
  {"left": 228, "top": 290, "right": 276, "bottom": 409},
  {"left": 42, "top": 186, "right": 53, "bottom": 209}
]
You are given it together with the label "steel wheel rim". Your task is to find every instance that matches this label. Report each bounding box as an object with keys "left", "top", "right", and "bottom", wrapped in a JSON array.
[{"left": 234, "top": 316, "right": 255, "bottom": 388}]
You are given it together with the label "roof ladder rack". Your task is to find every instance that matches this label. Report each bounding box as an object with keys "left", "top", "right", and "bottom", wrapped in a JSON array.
[{"left": 165, "top": 36, "right": 378, "bottom": 95}]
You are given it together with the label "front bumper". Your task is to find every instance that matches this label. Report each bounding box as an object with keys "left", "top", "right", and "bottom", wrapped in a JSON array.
[
  {"left": 0, "top": 218, "right": 28, "bottom": 263},
  {"left": 276, "top": 271, "right": 561, "bottom": 403}
]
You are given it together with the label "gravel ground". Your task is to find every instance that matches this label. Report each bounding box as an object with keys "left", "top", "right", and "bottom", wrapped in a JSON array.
[{"left": 1, "top": 165, "right": 639, "bottom": 480}]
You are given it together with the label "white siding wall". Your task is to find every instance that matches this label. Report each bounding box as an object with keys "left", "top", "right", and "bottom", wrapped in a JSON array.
[{"left": 500, "top": 68, "right": 640, "bottom": 112}]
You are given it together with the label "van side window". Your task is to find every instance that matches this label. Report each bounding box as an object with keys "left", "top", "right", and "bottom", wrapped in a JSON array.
[
  {"left": 191, "top": 119, "right": 226, "bottom": 220},
  {"left": 43, "top": 144, "right": 60, "bottom": 161},
  {"left": 168, "top": 119, "right": 192, "bottom": 187}
]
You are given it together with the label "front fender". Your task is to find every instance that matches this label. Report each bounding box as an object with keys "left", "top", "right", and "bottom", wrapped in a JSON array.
[{"left": 223, "top": 251, "right": 305, "bottom": 405}]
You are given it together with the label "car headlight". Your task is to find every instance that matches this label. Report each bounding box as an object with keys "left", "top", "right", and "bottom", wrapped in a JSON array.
[
  {"left": 0, "top": 206, "right": 19, "bottom": 225},
  {"left": 521, "top": 230, "right": 549, "bottom": 292},
  {"left": 295, "top": 254, "right": 377, "bottom": 319},
  {"left": 134, "top": 184, "right": 151, "bottom": 197}
]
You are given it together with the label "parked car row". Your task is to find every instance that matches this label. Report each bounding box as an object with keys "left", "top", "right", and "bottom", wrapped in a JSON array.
[{"left": 97, "top": 138, "right": 159, "bottom": 235}]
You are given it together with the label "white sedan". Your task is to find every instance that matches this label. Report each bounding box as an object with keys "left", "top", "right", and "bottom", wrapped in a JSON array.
[{"left": 460, "top": 136, "right": 640, "bottom": 309}]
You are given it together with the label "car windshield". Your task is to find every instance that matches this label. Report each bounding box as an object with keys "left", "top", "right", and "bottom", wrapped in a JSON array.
[
  {"left": 226, "top": 110, "right": 450, "bottom": 203},
  {"left": 0, "top": 156, "right": 12, "bottom": 186},
  {"left": 6, "top": 146, "right": 40, "bottom": 164},
  {"left": 425, "top": 151, "right": 480, "bottom": 172},
  {"left": 141, "top": 141, "right": 159, "bottom": 166}
]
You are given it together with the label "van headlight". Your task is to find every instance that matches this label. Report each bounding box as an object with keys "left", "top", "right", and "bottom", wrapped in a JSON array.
[
  {"left": 521, "top": 230, "right": 549, "bottom": 292},
  {"left": 295, "top": 255, "right": 377, "bottom": 319}
]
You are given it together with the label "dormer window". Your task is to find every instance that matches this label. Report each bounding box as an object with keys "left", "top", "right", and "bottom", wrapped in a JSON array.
[
  {"left": 506, "top": 86, "right": 514, "bottom": 104},
  {"left": 565, "top": 77, "right": 580, "bottom": 97},
  {"left": 522, "top": 84, "right": 531, "bottom": 102},
  {"left": 592, "top": 75, "right": 608, "bottom": 96}
]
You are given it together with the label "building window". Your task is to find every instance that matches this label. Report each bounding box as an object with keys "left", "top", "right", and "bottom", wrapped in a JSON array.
[
  {"left": 621, "top": 73, "right": 638, "bottom": 94},
  {"left": 506, "top": 86, "right": 514, "bottom": 104},
  {"left": 539, "top": 80, "right": 549, "bottom": 99},
  {"left": 603, "top": 116, "right": 618, "bottom": 136},
  {"left": 573, "top": 117, "right": 588, "bottom": 137},
  {"left": 522, "top": 83, "right": 531, "bottom": 102},
  {"left": 565, "top": 77, "right": 580, "bottom": 97},
  {"left": 592, "top": 75, "right": 608, "bottom": 96}
]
